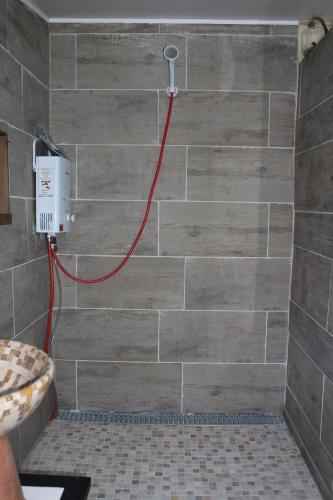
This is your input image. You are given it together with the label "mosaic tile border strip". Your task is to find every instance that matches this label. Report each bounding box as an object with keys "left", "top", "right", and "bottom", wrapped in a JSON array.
[{"left": 57, "top": 410, "right": 284, "bottom": 425}]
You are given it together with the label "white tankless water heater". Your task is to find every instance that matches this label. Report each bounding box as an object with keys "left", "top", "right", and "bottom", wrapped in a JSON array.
[{"left": 33, "top": 139, "right": 74, "bottom": 234}]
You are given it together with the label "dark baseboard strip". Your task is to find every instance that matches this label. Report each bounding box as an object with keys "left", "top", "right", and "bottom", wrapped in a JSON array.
[{"left": 57, "top": 410, "right": 284, "bottom": 425}]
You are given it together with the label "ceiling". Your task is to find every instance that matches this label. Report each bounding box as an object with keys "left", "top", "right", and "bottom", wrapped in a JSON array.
[{"left": 23, "top": 0, "right": 333, "bottom": 22}]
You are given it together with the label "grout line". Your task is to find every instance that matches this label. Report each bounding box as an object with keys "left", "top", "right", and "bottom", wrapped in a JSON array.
[
  {"left": 70, "top": 198, "right": 294, "bottom": 204},
  {"left": 157, "top": 200, "right": 160, "bottom": 256},
  {"left": 295, "top": 209, "right": 333, "bottom": 215},
  {"left": 267, "top": 203, "right": 270, "bottom": 257},
  {"left": 290, "top": 299, "right": 333, "bottom": 339},
  {"left": 56, "top": 142, "right": 294, "bottom": 150},
  {"left": 75, "top": 255, "right": 78, "bottom": 308},
  {"left": 0, "top": 255, "right": 48, "bottom": 275},
  {"left": 57, "top": 253, "right": 291, "bottom": 260},
  {"left": 50, "top": 87, "right": 297, "bottom": 93},
  {"left": 183, "top": 257, "right": 186, "bottom": 310},
  {"left": 296, "top": 138, "right": 333, "bottom": 157},
  {"left": 11, "top": 269, "right": 16, "bottom": 338},
  {"left": 185, "top": 145, "right": 188, "bottom": 200},
  {"left": 185, "top": 34, "right": 188, "bottom": 90},
  {"left": 157, "top": 310, "right": 160, "bottom": 362},
  {"left": 75, "top": 360, "right": 78, "bottom": 410},
  {"left": 286, "top": 384, "right": 333, "bottom": 463},
  {"left": 264, "top": 311, "right": 268, "bottom": 363},
  {"left": 54, "top": 358, "right": 286, "bottom": 365},
  {"left": 157, "top": 90, "right": 160, "bottom": 144},
  {"left": 268, "top": 91, "right": 271, "bottom": 147},
  {"left": 75, "top": 144, "right": 78, "bottom": 199},
  {"left": 326, "top": 264, "right": 333, "bottom": 330},
  {"left": 293, "top": 244, "right": 333, "bottom": 263},
  {"left": 67, "top": 306, "right": 288, "bottom": 313},
  {"left": 298, "top": 93, "right": 333, "bottom": 121},
  {"left": 180, "top": 363, "right": 184, "bottom": 413},
  {"left": 75, "top": 34, "right": 78, "bottom": 89},
  {"left": 13, "top": 311, "right": 48, "bottom": 339},
  {"left": 319, "top": 376, "right": 325, "bottom": 440}
]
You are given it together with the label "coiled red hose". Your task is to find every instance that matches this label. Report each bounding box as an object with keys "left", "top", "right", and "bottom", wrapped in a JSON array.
[{"left": 51, "top": 92, "right": 174, "bottom": 283}]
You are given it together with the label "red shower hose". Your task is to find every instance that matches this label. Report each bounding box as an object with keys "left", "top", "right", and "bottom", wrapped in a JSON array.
[{"left": 45, "top": 93, "right": 174, "bottom": 418}]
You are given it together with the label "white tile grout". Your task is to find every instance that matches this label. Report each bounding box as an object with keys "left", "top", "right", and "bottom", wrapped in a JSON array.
[
  {"left": 157, "top": 310, "right": 160, "bottom": 362},
  {"left": 319, "top": 376, "right": 325, "bottom": 440},
  {"left": 267, "top": 203, "right": 270, "bottom": 257}
]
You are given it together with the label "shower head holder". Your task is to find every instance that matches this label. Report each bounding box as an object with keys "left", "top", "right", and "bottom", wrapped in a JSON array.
[{"left": 163, "top": 45, "right": 179, "bottom": 96}]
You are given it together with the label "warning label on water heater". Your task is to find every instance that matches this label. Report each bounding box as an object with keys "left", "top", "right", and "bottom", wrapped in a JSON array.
[{"left": 39, "top": 168, "right": 54, "bottom": 197}]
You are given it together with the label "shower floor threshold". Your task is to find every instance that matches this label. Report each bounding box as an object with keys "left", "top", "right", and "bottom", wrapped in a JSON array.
[{"left": 57, "top": 410, "right": 284, "bottom": 425}]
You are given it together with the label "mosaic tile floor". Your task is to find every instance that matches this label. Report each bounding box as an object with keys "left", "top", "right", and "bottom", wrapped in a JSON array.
[{"left": 22, "top": 420, "right": 322, "bottom": 500}]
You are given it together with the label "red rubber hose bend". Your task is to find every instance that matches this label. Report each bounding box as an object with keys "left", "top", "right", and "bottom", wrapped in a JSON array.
[
  {"left": 45, "top": 239, "right": 55, "bottom": 353},
  {"left": 51, "top": 92, "right": 174, "bottom": 284}
]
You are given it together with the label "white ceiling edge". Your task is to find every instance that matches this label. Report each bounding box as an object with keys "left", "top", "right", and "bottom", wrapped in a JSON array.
[
  {"left": 47, "top": 18, "right": 299, "bottom": 25},
  {"left": 20, "top": 0, "right": 299, "bottom": 25},
  {"left": 20, "top": 0, "right": 49, "bottom": 21}
]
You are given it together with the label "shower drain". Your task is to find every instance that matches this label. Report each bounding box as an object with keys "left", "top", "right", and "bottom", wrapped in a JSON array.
[{"left": 57, "top": 410, "right": 284, "bottom": 425}]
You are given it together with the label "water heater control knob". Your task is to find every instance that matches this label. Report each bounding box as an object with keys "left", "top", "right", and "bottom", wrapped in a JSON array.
[
  {"left": 65, "top": 213, "right": 70, "bottom": 222},
  {"left": 70, "top": 214, "right": 75, "bottom": 223}
]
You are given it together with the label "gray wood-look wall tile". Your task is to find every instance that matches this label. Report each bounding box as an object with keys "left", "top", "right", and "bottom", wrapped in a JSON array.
[
  {"left": 77, "top": 362, "right": 181, "bottom": 411},
  {"left": 14, "top": 313, "right": 47, "bottom": 349},
  {"left": 23, "top": 70, "right": 49, "bottom": 136},
  {"left": 58, "top": 200, "right": 157, "bottom": 256},
  {"left": 296, "top": 95, "right": 333, "bottom": 154},
  {"left": 60, "top": 145, "right": 76, "bottom": 199},
  {"left": 0, "top": 46, "right": 22, "bottom": 128},
  {"left": 300, "top": 30, "right": 333, "bottom": 116},
  {"left": 49, "top": 23, "right": 160, "bottom": 34},
  {"left": 160, "top": 24, "right": 271, "bottom": 35},
  {"left": 8, "top": 127, "right": 35, "bottom": 198},
  {"left": 159, "top": 202, "right": 268, "bottom": 257},
  {"left": 291, "top": 247, "right": 331, "bottom": 327},
  {"left": 186, "top": 258, "right": 291, "bottom": 310},
  {"left": 159, "top": 91, "right": 269, "bottom": 146},
  {"left": 0, "top": 0, "right": 7, "bottom": 48},
  {"left": 159, "top": 311, "right": 266, "bottom": 362},
  {"left": 13, "top": 257, "right": 49, "bottom": 333},
  {"left": 287, "top": 337, "right": 323, "bottom": 432},
  {"left": 295, "top": 142, "right": 333, "bottom": 212},
  {"left": 54, "top": 255, "right": 76, "bottom": 308},
  {"left": 187, "top": 35, "right": 297, "bottom": 91},
  {"left": 54, "top": 309, "right": 158, "bottom": 361},
  {"left": 290, "top": 302, "right": 333, "bottom": 382},
  {"left": 55, "top": 360, "right": 77, "bottom": 410},
  {"left": 187, "top": 147, "right": 293, "bottom": 202},
  {"left": 0, "top": 198, "right": 28, "bottom": 271},
  {"left": 183, "top": 363, "right": 286, "bottom": 412},
  {"left": 50, "top": 34, "right": 76, "bottom": 89},
  {"left": 7, "top": 0, "right": 48, "bottom": 85},
  {"left": 294, "top": 212, "right": 333, "bottom": 259},
  {"left": 0, "top": 270, "right": 14, "bottom": 339},
  {"left": 269, "top": 92, "right": 296, "bottom": 147},
  {"left": 285, "top": 389, "right": 333, "bottom": 493},
  {"left": 266, "top": 311, "right": 289, "bottom": 363},
  {"left": 321, "top": 377, "right": 333, "bottom": 460},
  {"left": 270, "top": 26, "right": 298, "bottom": 36},
  {"left": 268, "top": 203, "right": 293, "bottom": 257},
  {"left": 77, "top": 34, "right": 186, "bottom": 90},
  {"left": 50, "top": 90, "right": 158, "bottom": 144},
  {"left": 77, "top": 256, "right": 184, "bottom": 309},
  {"left": 8, "top": 428, "right": 19, "bottom": 467},
  {"left": 77, "top": 145, "right": 186, "bottom": 200}
]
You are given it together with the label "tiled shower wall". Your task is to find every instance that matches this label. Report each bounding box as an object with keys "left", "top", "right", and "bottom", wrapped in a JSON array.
[
  {"left": 284, "top": 29, "right": 333, "bottom": 500},
  {"left": 0, "top": 0, "right": 54, "bottom": 464},
  {"left": 49, "top": 23, "right": 298, "bottom": 413}
]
